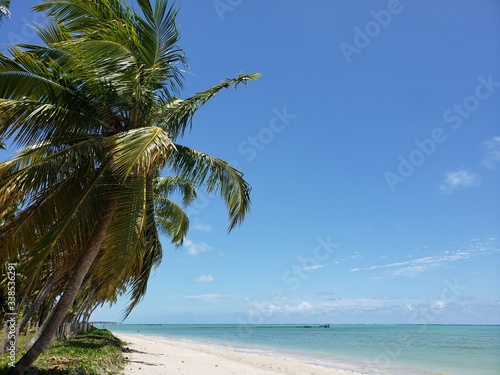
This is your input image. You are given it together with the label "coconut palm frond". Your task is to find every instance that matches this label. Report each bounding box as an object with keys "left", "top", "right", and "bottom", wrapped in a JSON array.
[
  {"left": 0, "top": 0, "right": 11, "bottom": 23},
  {"left": 169, "top": 145, "right": 251, "bottom": 231},
  {"left": 156, "top": 73, "right": 260, "bottom": 139}
]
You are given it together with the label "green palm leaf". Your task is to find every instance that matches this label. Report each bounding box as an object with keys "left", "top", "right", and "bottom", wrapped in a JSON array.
[
  {"left": 105, "top": 126, "right": 175, "bottom": 180},
  {"left": 169, "top": 145, "right": 251, "bottom": 231},
  {"left": 156, "top": 73, "right": 260, "bottom": 139},
  {"left": 0, "top": 0, "right": 10, "bottom": 22}
]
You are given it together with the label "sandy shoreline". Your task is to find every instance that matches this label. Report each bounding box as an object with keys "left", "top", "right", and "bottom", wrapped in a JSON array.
[{"left": 116, "top": 333, "right": 371, "bottom": 375}]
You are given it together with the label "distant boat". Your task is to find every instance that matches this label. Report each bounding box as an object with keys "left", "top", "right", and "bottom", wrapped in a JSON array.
[{"left": 296, "top": 324, "right": 330, "bottom": 328}]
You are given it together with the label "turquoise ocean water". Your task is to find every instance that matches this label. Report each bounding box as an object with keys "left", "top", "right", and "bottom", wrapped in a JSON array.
[{"left": 100, "top": 324, "right": 500, "bottom": 375}]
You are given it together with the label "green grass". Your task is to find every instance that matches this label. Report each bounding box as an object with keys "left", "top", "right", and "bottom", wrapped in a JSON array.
[{"left": 0, "top": 328, "right": 125, "bottom": 374}]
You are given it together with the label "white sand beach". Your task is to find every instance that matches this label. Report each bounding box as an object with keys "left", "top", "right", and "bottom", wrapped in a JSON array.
[{"left": 116, "top": 333, "right": 370, "bottom": 375}]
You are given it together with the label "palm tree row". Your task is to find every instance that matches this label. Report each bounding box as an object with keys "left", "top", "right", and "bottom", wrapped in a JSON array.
[
  {"left": 0, "top": 0, "right": 258, "bottom": 373},
  {"left": 0, "top": 174, "right": 198, "bottom": 336}
]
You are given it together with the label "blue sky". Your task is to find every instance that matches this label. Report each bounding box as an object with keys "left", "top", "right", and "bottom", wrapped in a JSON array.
[{"left": 1, "top": 0, "right": 499, "bottom": 325}]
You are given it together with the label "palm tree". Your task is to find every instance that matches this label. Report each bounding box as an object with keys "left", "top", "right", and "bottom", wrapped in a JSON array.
[
  {"left": 0, "top": 0, "right": 258, "bottom": 373},
  {"left": 0, "top": 0, "right": 10, "bottom": 23},
  {"left": 17, "top": 174, "right": 197, "bottom": 337}
]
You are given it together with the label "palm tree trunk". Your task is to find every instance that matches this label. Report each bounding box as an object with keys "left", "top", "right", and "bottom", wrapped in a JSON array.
[
  {"left": 18, "top": 274, "right": 59, "bottom": 333},
  {"left": 8, "top": 199, "right": 117, "bottom": 375},
  {"left": 74, "top": 292, "right": 94, "bottom": 324}
]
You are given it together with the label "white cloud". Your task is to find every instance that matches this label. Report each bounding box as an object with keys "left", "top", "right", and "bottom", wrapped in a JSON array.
[
  {"left": 303, "top": 264, "right": 324, "bottom": 271},
  {"left": 323, "top": 297, "right": 401, "bottom": 309},
  {"left": 439, "top": 169, "right": 479, "bottom": 193},
  {"left": 266, "top": 301, "right": 314, "bottom": 315},
  {"left": 297, "top": 256, "right": 326, "bottom": 271},
  {"left": 295, "top": 301, "right": 314, "bottom": 311},
  {"left": 433, "top": 300, "right": 446, "bottom": 310},
  {"left": 482, "top": 137, "right": 500, "bottom": 169},
  {"left": 239, "top": 295, "right": 500, "bottom": 323},
  {"left": 352, "top": 239, "right": 499, "bottom": 277},
  {"left": 184, "top": 294, "right": 223, "bottom": 301},
  {"left": 193, "top": 274, "right": 214, "bottom": 283},
  {"left": 183, "top": 239, "right": 212, "bottom": 256},
  {"left": 192, "top": 219, "right": 212, "bottom": 232},
  {"left": 266, "top": 298, "right": 425, "bottom": 316}
]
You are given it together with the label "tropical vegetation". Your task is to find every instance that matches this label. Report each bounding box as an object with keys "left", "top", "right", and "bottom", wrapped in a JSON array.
[
  {"left": 0, "top": 328, "right": 125, "bottom": 374},
  {"left": 0, "top": 0, "right": 258, "bottom": 373}
]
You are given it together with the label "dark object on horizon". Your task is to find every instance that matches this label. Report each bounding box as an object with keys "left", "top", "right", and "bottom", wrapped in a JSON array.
[{"left": 296, "top": 324, "right": 330, "bottom": 328}]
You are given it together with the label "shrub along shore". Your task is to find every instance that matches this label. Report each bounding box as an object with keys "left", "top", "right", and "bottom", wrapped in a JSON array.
[{"left": 0, "top": 328, "right": 125, "bottom": 374}]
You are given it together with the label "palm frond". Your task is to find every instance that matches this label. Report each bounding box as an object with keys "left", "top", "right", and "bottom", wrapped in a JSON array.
[
  {"left": 155, "top": 73, "right": 260, "bottom": 139},
  {"left": 93, "top": 176, "right": 162, "bottom": 319},
  {"left": 0, "top": 1, "right": 10, "bottom": 22},
  {"left": 154, "top": 175, "right": 197, "bottom": 206},
  {"left": 0, "top": 136, "right": 114, "bottom": 268},
  {"left": 105, "top": 127, "right": 175, "bottom": 181},
  {"left": 0, "top": 52, "right": 112, "bottom": 145},
  {"left": 168, "top": 145, "right": 251, "bottom": 231},
  {"left": 154, "top": 198, "right": 189, "bottom": 245},
  {"left": 33, "top": 0, "right": 133, "bottom": 34}
]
